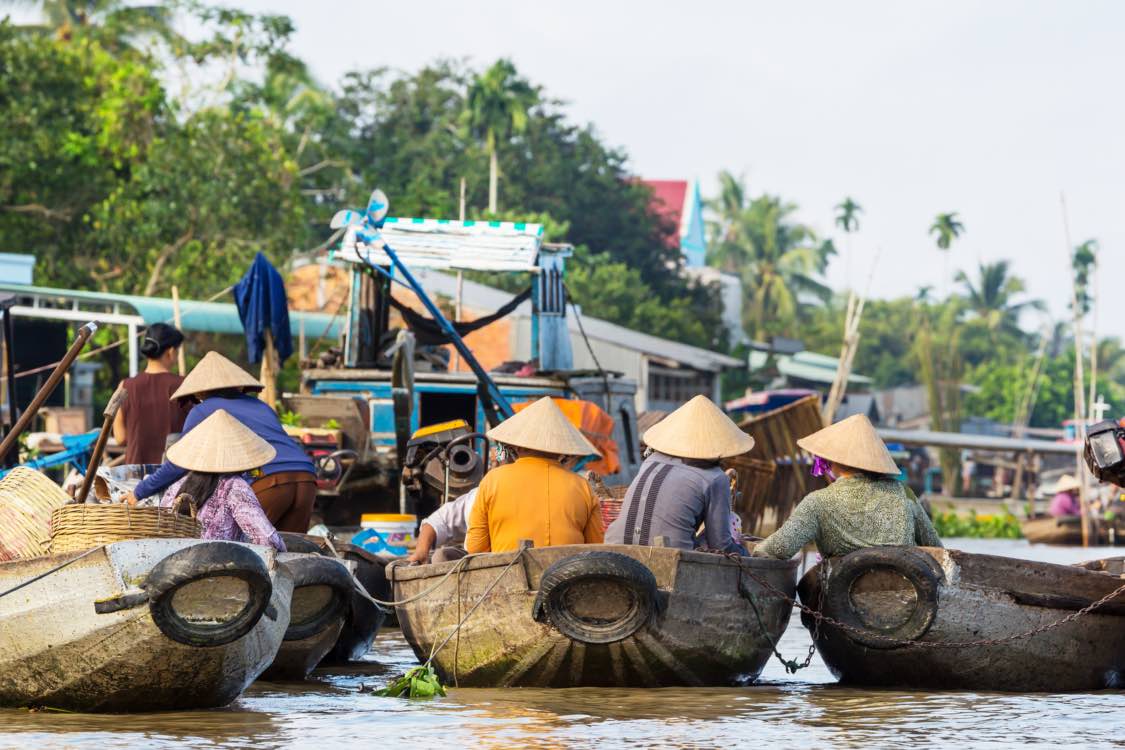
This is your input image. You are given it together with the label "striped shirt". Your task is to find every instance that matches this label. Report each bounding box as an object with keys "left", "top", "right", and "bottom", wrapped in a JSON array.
[{"left": 605, "top": 452, "right": 745, "bottom": 554}]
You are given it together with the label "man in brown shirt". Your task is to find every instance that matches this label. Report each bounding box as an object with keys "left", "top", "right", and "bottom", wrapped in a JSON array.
[{"left": 113, "top": 323, "right": 192, "bottom": 464}]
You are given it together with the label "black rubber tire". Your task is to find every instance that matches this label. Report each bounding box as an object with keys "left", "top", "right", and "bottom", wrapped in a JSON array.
[
  {"left": 823, "top": 546, "right": 943, "bottom": 649},
  {"left": 283, "top": 554, "right": 353, "bottom": 641},
  {"left": 532, "top": 551, "right": 658, "bottom": 644},
  {"left": 145, "top": 541, "right": 273, "bottom": 647},
  {"left": 279, "top": 533, "right": 329, "bottom": 556}
]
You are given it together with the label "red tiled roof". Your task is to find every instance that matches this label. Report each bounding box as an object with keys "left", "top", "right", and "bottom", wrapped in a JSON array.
[{"left": 642, "top": 180, "right": 688, "bottom": 233}]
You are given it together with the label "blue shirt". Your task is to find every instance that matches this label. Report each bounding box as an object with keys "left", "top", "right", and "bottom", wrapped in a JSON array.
[{"left": 134, "top": 395, "right": 315, "bottom": 499}]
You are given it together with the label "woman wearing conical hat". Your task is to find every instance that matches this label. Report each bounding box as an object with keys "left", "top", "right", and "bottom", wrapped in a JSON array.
[
  {"left": 755, "top": 414, "right": 942, "bottom": 560},
  {"left": 465, "top": 397, "right": 604, "bottom": 553},
  {"left": 158, "top": 409, "right": 285, "bottom": 551},
  {"left": 130, "top": 352, "right": 317, "bottom": 532},
  {"left": 606, "top": 395, "right": 753, "bottom": 554}
]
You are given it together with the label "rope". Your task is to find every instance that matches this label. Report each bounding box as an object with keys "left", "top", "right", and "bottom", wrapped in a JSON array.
[
  {"left": 425, "top": 549, "right": 525, "bottom": 666},
  {"left": 373, "top": 552, "right": 490, "bottom": 607},
  {"left": 0, "top": 545, "right": 105, "bottom": 600},
  {"left": 738, "top": 554, "right": 1125, "bottom": 650}
]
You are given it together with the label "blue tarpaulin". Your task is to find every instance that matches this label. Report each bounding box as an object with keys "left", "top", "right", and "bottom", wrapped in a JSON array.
[{"left": 234, "top": 252, "right": 293, "bottom": 364}]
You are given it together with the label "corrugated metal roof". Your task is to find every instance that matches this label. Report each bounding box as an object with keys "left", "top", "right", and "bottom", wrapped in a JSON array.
[
  {"left": 876, "top": 427, "right": 1077, "bottom": 455},
  {"left": 0, "top": 283, "right": 342, "bottom": 338},
  {"left": 333, "top": 217, "right": 544, "bottom": 272},
  {"left": 748, "top": 349, "right": 873, "bottom": 385}
]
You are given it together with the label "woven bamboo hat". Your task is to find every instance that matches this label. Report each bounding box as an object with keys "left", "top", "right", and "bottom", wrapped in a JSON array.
[
  {"left": 166, "top": 409, "right": 276, "bottom": 473},
  {"left": 486, "top": 397, "right": 599, "bottom": 456},
  {"left": 797, "top": 414, "right": 899, "bottom": 475},
  {"left": 642, "top": 395, "right": 755, "bottom": 460},
  {"left": 171, "top": 351, "right": 264, "bottom": 400},
  {"left": 1054, "top": 474, "right": 1081, "bottom": 493}
]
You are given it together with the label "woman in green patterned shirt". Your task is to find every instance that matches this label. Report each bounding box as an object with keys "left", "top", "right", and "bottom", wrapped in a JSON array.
[{"left": 754, "top": 414, "right": 942, "bottom": 560}]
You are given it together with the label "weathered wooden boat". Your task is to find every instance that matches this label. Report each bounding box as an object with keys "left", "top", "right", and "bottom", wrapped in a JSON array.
[
  {"left": 259, "top": 552, "right": 353, "bottom": 680},
  {"left": 798, "top": 545, "right": 1125, "bottom": 691},
  {"left": 1022, "top": 515, "right": 1125, "bottom": 546},
  {"left": 275, "top": 533, "right": 387, "bottom": 664},
  {"left": 0, "top": 538, "right": 292, "bottom": 712},
  {"left": 391, "top": 543, "right": 798, "bottom": 687}
]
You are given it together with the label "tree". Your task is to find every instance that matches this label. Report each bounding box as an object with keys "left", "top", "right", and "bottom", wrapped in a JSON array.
[
  {"left": 930, "top": 212, "right": 964, "bottom": 250},
  {"left": 1072, "top": 239, "right": 1097, "bottom": 315},
  {"left": 954, "top": 260, "right": 1044, "bottom": 336},
  {"left": 913, "top": 299, "right": 965, "bottom": 495},
  {"left": 13, "top": 0, "right": 179, "bottom": 49},
  {"left": 835, "top": 197, "right": 862, "bottom": 233},
  {"left": 707, "top": 176, "right": 831, "bottom": 339},
  {"left": 465, "top": 59, "right": 538, "bottom": 214}
]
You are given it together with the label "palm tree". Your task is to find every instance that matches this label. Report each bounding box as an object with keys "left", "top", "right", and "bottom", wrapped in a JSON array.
[
  {"left": 835, "top": 197, "right": 862, "bottom": 233},
  {"left": 954, "top": 260, "right": 1045, "bottom": 335},
  {"left": 466, "top": 59, "right": 539, "bottom": 214},
  {"left": 705, "top": 170, "right": 747, "bottom": 247},
  {"left": 930, "top": 211, "right": 964, "bottom": 292}
]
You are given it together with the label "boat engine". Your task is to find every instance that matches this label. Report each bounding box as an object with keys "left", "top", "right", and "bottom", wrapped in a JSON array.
[
  {"left": 1086, "top": 419, "right": 1125, "bottom": 485},
  {"left": 401, "top": 419, "right": 488, "bottom": 519}
]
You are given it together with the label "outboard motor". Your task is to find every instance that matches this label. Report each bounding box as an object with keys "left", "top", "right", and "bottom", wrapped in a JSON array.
[{"left": 401, "top": 419, "right": 488, "bottom": 520}]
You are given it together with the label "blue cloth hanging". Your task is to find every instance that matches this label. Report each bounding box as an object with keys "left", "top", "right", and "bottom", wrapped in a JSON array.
[{"left": 233, "top": 252, "right": 293, "bottom": 364}]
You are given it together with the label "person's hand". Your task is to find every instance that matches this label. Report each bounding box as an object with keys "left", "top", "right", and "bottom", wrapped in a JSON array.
[
  {"left": 406, "top": 547, "right": 429, "bottom": 565},
  {"left": 122, "top": 492, "right": 138, "bottom": 506}
]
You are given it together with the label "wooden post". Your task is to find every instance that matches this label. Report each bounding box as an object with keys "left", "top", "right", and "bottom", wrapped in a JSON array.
[
  {"left": 260, "top": 329, "right": 278, "bottom": 410},
  {"left": 453, "top": 177, "right": 467, "bottom": 373},
  {"left": 171, "top": 285, "right": 185, "bottom": 376},
  {"left": 298, "top": 317, "right": 307, "bottom": 363}
]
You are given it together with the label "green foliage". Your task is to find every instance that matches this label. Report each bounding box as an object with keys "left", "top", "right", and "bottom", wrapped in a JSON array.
[
  {"left": 931, "top": 510, "right": 1022, "bottom": 539},
  {"left": 929, "top": 212, "right": 964, "bottom": 251},
  {"left": 802, "top": 296, "right": 921, "bottom": 388},
  {"left": 374, "top": 664, "right": 446, "bottom": 699},
  {"left": 278, "top": 410, "right": 303, "bottom": 427}
]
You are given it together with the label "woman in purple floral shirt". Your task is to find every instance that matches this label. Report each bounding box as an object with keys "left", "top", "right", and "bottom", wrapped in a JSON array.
[{"left": 160, "top": 409, "right": 286, "bottom": 552}]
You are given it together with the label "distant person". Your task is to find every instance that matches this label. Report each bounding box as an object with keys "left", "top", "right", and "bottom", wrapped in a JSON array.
[
  {"left": 129, "top": 352, "right": 317, "bottom": 533},
  {"left": 755, "top": 415, "right": 943, "bottom": 560},
  {"left": 159, "top": 409, "right": 285, "bottom": 551},
  {"left": 605, "top": 395, "right": 752, "bottom": 554},
  {"left": 113, "top": 323, "right": 191, "bottom": 464},
  {"left": 466, "top": 397, "right": 603, "bottom": 553},
  {"left": 1048, "top": 474, "right": 1082, "bottom": 518},
  {"left": 408, "top": 488, "right": 477, "bottom": 564}
]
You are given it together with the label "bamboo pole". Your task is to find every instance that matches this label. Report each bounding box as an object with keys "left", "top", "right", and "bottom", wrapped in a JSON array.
[
  {"left": 260, "top": 329, "right": 278, "bottom": 410},
  {"left": 171, "top": 285, "right": 185, "bottom": 376},
  {"left": 1061, "top": 192, "right": 1091, "bottom": 547},
  {"left": 76, "top": 385, "right": 127, "bottom": 503},
  {"left": 453, "top": 177, "right": 467, "bottom": 373},
  {"left": 1087, "top": 243, "right": 1099, "bottom": 420}
]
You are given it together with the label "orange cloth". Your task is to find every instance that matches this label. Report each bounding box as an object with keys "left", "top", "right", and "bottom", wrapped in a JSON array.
[
  {"left": 512, "top": 398, "right": 620, "bottom": 475},
  {"left": 466, "top": 456, "right": 604, "bottom": 553}
]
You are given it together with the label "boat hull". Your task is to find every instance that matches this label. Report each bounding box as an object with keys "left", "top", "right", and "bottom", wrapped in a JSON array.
[
  {"left": 799, "top": 546, "right": 1125, "bottom": 691},
  {"left": 392, "top": 544, "right": 798, "bottom": 688},
  {"left": 1021, "top": 516, "right": 1124, "bottom": 546},
  {"left": 259, "top": 552, "right": 353, "bottom": 680},
  {"left": 0, "top": 539, "right": 292, "bottom": 712}
]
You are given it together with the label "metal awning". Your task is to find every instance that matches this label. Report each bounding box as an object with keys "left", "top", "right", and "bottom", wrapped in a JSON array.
[
  {"left": 877, "top": 427, "right": 1077, "bottom": 455},
  {"left": 332, "top": 217, "right": 545, "bottom": 272}
]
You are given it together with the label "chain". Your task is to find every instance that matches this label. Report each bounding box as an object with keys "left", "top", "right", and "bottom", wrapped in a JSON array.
[{"left": 735, "top": 555, "right": 1125, "bottom": 650}]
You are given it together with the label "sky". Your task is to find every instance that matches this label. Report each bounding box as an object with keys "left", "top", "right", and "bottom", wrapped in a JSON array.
[{"left": 11, "top": 1, "right": 1125, "bottom": 337}]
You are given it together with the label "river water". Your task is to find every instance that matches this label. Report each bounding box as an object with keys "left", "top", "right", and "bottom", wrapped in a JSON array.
[{"left": 4, "top": 539, "right": 1124, "bottom": 749}]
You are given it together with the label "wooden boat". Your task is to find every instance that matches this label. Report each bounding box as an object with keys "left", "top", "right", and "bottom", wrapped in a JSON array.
[
  {"left": 391, "top": 543, "right": 798, "bottom": 687},
  {"left": 798, "top": 545, "right": 1125, "bottom": 691},
  {"left": 259, "top": 552, "right": 353, "bottom": 680},
  {"left": 0, "top": 538, "right": 292, "bottom": 712},
  {"left": 1022, "top": 515, "right": 1125, "bottom": 546},
  {"left": 275, "top": 533, "right": 387, "bottom": 664}
]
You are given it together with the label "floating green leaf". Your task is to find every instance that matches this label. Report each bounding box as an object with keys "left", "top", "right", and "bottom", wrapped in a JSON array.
[{"left": 373, "top": 664, "right": 446, "bottom": 699}]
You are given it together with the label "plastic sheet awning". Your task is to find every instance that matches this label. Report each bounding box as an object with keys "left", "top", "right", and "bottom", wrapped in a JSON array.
[{"left": 332, "top": 217, "right": 544, "bottom": 272}]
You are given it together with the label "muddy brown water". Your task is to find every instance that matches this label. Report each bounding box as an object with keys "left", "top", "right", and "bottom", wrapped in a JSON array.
[{"left": 3, "top": 539, "right": 1125, "bottom": 749}]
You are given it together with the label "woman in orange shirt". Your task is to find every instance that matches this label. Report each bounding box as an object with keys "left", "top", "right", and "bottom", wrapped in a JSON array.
[{"left": 466, "top": 397, "right": 604, "bottom": 553}]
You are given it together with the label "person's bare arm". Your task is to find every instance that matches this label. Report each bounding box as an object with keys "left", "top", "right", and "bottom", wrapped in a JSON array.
[
  {"left": 112, "top": 405, "right": 127, "bottom": 445},
  {"left": 408, "top": 523, "right": 437, "bottom": 564}
]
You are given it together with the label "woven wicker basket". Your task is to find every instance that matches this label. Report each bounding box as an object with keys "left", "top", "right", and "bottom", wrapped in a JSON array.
[
  {"left": 589, "top": 475, "right": 630, "bottom": 528},
  {"left": 0, "top": 468, "right": 72, "bottom": 561},
  {"left": 50, "top": 503, "right": 201, "bottom": 554}
]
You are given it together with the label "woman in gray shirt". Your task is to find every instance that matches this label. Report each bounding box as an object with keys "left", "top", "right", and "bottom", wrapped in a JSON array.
[{"left": 606, "top": 396, "right": 755, "bottom": 554}]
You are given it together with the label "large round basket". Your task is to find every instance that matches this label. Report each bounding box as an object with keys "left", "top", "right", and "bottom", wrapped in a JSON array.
[
  {"left": 50, "top": 504, "right": 201, "bottom": 555},
  {"left": 0, "top": 467, "right": 72, "bottom": 561}
]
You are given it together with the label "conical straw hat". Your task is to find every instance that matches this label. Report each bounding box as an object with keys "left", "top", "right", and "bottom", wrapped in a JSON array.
[
  {"left": 642, "top": 395, "right": 755, "bottom": 460},
  {"left": 171, "top": 351, "right": 264, "bottom": 400},
  {"left": 166, "top": 409, "right": 276, "bottom": 473},
  {"left": 1054, "top": 474, "right": 1081, "bottom": 493},
  {"left": 796, "top": 414, "right": 899, "bottom": 475},
  {"left": 486, "top": 397, "right": 599, "bottom": 456}
]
